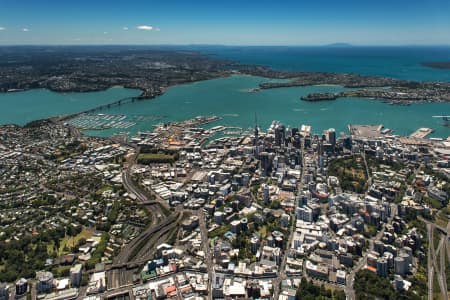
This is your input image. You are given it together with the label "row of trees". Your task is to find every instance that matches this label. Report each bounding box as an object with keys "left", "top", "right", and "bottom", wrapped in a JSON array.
[{"left": 354, "top": 270, "right": 421, "bottom": 300}]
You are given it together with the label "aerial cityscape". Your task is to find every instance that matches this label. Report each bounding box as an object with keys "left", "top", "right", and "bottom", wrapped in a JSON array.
[{"left": 1, "top": 1, "right": 450, "bottom": 300}]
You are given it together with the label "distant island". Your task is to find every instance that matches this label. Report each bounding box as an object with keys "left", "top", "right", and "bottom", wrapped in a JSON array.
[
  {"left": 323, "top": 42, "right": 353, "bottom": 47},
  {"left": 422, "top": 61, "right": 450, "bottom": 70}
]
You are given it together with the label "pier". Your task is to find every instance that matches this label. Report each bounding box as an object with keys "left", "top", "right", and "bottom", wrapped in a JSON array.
[
  {"left": 223, "top": 126, "right": 244, "bottom": 135},
  {"left": 410, "top": 127, "right": 434, "bottom": 139}
]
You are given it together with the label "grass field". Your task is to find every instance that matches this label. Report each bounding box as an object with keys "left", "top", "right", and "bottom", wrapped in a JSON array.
[
  {"left": 332, "top": 159, "right": 366, "bottom": 180},
  {"left": 47, "top": 240, "right": 56, "bottom": 254},
  {"left": 137, "top": 153, "right": 177, "bottom": 164},
  {"left": 59, "top": 227, "right": 94, "bottom": 255},
  {"left": 434, "top": 205, "right": 450, "bottom": 228},
  {"left": 258, "top": 225, "right": 267, "bottom": 239},
  {"left": 96, "top": 185, "right": 113, "bottom": 195},
  {"left": 52, "top": 265, "right": 72, "bottom": 277},
  {"left": 329, "top": 156, "right": 368, "bottom": 193}
]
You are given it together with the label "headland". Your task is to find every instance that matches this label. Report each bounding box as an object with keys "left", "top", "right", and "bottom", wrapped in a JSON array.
[{"left": 1, "top": 46, "right": 450, "bottom": 106}]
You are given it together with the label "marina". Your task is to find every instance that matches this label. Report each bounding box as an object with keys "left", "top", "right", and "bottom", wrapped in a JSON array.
[
  {"left": 65, "top": 114, "right": 165, "bottom": 131},
  {"left": 0, "top": 87, "right": 141, "bottom": 126}
]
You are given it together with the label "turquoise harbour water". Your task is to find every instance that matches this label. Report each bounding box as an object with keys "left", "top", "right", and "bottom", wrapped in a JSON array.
[
  {"left": 0, "top": 46, "right": 449, "bottom": 138},
  {"left": 198, "top": 45, "right": 450, "bottom": 82},
  {"left": 84, "top": 75, "right": 450, "bottom": 138},
  {"left": 0, "top": 87, "right": 141, "bottom": 126}
]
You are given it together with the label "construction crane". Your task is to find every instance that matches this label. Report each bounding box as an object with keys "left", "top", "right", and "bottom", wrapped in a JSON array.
[{"left": 432, "top": 116, "right": 450, "bottom": 127}]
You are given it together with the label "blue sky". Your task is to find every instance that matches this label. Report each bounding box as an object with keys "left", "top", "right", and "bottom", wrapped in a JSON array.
[{"left": 0, "top": 0, "right": 449, "bottom": 45}]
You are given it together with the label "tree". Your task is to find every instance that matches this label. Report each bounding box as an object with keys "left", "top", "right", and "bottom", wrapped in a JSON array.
[
  {"left": 353, "top": 269, "right": 420, "bottom": 300},
  {"left": 76, "top": 238, "right": 87, "bottom": 247},
  {"left": 296, "top": 278, "right": 342, "bottom": 300}
]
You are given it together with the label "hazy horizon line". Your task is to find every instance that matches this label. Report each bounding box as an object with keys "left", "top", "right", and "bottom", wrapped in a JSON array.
[{"left": 0, "top": 43, "right": 450, "bottom": 48}]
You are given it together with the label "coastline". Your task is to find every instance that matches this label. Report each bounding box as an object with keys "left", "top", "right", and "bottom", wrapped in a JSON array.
[
  {"left": 1, "top": 75, "right": 448, "bottom": 140},
  {"left": 1, "top": 50, "right": 450, "bottom": 137},
  {"left": 1, "top": 72, "right": 235, "bottom": 100},
  {"left": 300, "top": 88, "right": 450, "bottom": 104},
  {"left": 2, "top": 71, "right": 449, "bottom": 132},
  {"left": 2, "top": 56, "right": 450, "bottom": 107},
  {"left": 254, "top": 74, "right": 450, "bottom": 104}
]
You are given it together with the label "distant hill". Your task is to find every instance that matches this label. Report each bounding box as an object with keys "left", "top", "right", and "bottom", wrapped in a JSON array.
[{"left": 324, "top": 43, "right": 353, "bottom": 48}]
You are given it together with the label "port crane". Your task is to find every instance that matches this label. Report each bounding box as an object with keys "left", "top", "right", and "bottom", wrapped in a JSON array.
[{"left": 432, "top": 116, "right": 450, "bottom": 127}]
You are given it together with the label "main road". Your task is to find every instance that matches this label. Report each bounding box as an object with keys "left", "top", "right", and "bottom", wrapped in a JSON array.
[
  {"left": 198, "top": 209, "right": 214, "bottom": 300},
  {"left": 272, "top": 140, "right": 304, "bottom": 299}
]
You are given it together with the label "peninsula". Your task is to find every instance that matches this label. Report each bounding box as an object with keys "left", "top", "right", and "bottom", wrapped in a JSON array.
[
  {"left": 256, "top": 71, "right": 450, "bottom": 104},
  {"left": 1, "top": 46, "right": 450, "bottom": 105},
  {"left": 0, "top": 46, "right": 232, "bottom": 98},
  {"left": 300, "top": 87, "right": 450, "bottom": 104},
  {"left": 421, "top": 61, "right": 450, "bottom": 70}
]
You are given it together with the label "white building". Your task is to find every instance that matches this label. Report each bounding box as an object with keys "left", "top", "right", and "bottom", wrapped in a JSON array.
[{"left": 336, "top": 270, "right": 346, "bottom": 285}]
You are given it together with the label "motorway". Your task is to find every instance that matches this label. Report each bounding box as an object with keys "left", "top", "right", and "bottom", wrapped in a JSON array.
[
  {"left": 438, "top": 237, "right": 448, "bottom": 300},
  {"left": 107, "top": 148, "right": 180, "bottom": 291},
  {"left": 422, "top": 217, "right": 449, "bottom": 300}
]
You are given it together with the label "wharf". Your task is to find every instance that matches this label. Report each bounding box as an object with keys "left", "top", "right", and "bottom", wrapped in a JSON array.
[
  {"left": 184, "top": 116, "right": 221, "bottom": 127},
  {"left": 410, "top": 127, "right": 434, "bottom": 139},
  {"left": 348, "top": 124, "right": 384, "bottom": 138}
]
